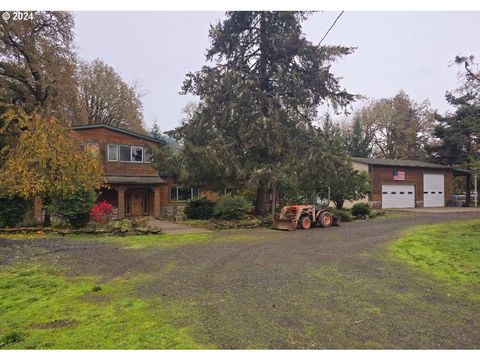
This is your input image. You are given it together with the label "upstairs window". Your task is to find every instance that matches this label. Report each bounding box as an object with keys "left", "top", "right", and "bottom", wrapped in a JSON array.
[
  {"left": 144, "top": 148, "right": 153, "bottom": 163},
  {"left": 108, "top": 144, "right": 148, "bottom": 163},
  {"left": 131, "top": 147, "right": 143, "bottom": 162},
  {"left": 119, "top": 146, "right": 131, "bottom": 162},
  {"left": 108, "top": 145, "right": 118, "bottom": 161}
]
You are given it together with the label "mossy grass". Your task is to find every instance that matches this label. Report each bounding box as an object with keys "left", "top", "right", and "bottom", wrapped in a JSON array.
[
  {"left": 0, "top": 264, "right": 210, "bottom": 349},
  {"left": 389, "top": 219, "right": 480, "bottom": 286}
]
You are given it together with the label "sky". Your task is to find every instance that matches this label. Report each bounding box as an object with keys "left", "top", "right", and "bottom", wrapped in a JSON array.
[{"left": 73, "top": 11, "right": 480, "bottom": 132}]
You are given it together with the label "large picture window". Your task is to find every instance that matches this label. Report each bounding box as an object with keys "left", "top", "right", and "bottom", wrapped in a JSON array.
[{"left": 169, "top": 186, "right": 200, "bottom": 202}]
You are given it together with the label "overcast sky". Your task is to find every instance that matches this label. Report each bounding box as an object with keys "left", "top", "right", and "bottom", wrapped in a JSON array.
[{"left": 73, "top": 11, "right": 480, "bottom": 132}]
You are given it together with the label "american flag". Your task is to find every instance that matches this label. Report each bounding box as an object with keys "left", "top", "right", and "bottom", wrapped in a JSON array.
[{"left": 394, "top": 170, "right": 405, "bottom": 180}]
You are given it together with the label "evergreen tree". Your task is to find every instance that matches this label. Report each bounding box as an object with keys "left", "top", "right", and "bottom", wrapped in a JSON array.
[
  {"left": 428, "top": 93, "right": 480, "bottom": 167},
  {"left": 150, "top": 119, "right": 162, "bottom": 139},
  {"left": 169, "top": 11, "right": 356, "bottom": 216},
  {"left": 345, "top": 115, "right": 373, "bottom": 157}
]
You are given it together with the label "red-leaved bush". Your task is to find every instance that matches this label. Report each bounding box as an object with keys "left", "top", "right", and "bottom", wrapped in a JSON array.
[{"left": 90, "top": 201, "right": 114, "bottom": 223}]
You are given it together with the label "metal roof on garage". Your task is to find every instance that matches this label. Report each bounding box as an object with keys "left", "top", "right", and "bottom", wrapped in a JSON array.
[{"left": 351, "top": 157, "right": 452, "bottom": 170}]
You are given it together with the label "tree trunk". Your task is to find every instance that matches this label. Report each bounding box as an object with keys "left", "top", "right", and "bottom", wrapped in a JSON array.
[
  {"left": 334, "top": 197, "right": 344, "bottom": 210},
  {"left": 255, "top": 181, "right": 269, "bottom": 216},
  {"left": 271, "top": 184, "right": 276, "bottom": 216},
  {"left": 42, "top": 197, "right": 51, "bottom": 227}
]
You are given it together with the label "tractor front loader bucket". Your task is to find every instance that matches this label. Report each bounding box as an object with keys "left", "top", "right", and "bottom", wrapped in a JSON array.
[{"left": 271, "top": 218, "right": 297, "bottom": 231}]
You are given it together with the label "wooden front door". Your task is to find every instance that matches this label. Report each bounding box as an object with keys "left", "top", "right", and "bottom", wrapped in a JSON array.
[{"left": 125, "top": 189, "right": 150, "bottom": 216}]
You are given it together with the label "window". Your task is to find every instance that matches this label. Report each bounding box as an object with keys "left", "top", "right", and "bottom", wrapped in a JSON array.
[
  {"left": 178, "top": 187, "right": 191, "bottom": 201},
  {"left": 170, "top": 187, "right": 177, "bottom": 202},
  {"left": 120, "top": 146, "right": 131, "bottom": 162},
  {"left": 382, "top": 192, "right": 387, "bottom": 194},
  {"left": 408, "top": 191, "right": 413, "bottom": 194},
  {"left": 170, "top": 186, "right": 200, "bottom": 202},
  {"left": 132, "top": 147, "right": 143, "bottom": 162},
  {"left": 431, "top": 191, "right": 436, "bottom": 194},
  {"left": 108, "top": 145, "right": 118, "bottom": 161},
  {"left": 391, "top": 192, "right": 396, "bottom": 194},
  {"left": 144, "top": 148, "right": 153, "bottom": 163},
  {"left": 400, "top": 192, "right": 405, "bottom": 194}
]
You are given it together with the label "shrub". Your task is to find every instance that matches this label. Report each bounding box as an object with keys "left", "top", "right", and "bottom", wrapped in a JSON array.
[
  {"left": 333, "top": 209, "right": 352, "bottom": 222},
  {"left": 90, "top": 201, "right": 114, "bottom": 223},
  {"left": 0, "top": 196, "right": 29, "bottom": 228},
  {"left": 49, "top": 190, "right": 97, "bottom": 229},
  {"left": 184, "top": 197, "right": 214, "bottom": 220},
  {"left": 351, "top": 203, "right": 371, "bottom": 218},
  {"left": 108, "top": 217, "right": 159, "bottom": 234},
  {"left": 213, "top": 194, "right": 252, "bottom": 220}
]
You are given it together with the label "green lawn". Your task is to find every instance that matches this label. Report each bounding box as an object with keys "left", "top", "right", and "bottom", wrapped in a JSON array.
[
  {"left": 0, "top": 230, "right": 260, "bottom": 349},
  {"left": 0, "top": 263, "right": 208, "bottom": 349},
  {"left": 389, "top": 219, "right": 480, "bottom": 287}
]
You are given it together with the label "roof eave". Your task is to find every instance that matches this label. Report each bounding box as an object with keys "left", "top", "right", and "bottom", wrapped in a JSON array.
[{"left": 72, "top": 124, "right": 167, "bottom": 145}]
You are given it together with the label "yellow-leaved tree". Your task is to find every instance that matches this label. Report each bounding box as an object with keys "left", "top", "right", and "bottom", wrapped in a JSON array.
[{"left": 0, "top": 109, "right": 104, "bottom": 225}]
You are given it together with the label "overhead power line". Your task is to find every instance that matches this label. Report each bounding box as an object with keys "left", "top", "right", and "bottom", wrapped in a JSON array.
[{"left": 318, "top": 11, "right": 344, "bottom": 46}]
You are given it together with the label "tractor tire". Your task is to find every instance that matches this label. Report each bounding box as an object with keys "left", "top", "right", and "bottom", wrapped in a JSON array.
[
  {"left": 299, "top": 216, "right": 312, "bottom": 230},
  {"left": 319, "top": 211, "right": 333, "bottom": 227}
]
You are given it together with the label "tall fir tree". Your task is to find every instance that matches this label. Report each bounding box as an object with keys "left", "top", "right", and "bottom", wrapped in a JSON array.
[{"left": 169, "top": 11, "right": 356, "bottom": 215}]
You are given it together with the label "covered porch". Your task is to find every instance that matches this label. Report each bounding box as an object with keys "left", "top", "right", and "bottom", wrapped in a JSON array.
[
  {"left": 102, "top": 176, "right": 166, "bottom": 219},
  {"left": 452, "top": 168, "right": 476, "bottom": 207}
]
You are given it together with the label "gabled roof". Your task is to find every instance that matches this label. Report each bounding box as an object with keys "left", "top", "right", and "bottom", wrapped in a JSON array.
[
  {"left": 73, "top": 124, "right": 167, "bottom": 145},
  {"left": 351, "top": 157, "right": 452, "bottom": 170}
]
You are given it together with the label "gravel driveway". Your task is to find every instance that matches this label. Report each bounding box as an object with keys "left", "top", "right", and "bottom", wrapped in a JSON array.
[{"left": 1, "top": 212, "right": 479, "bottom": 349}]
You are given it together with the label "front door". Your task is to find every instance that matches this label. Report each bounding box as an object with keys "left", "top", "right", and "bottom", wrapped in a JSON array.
[{"left": 125, "top": 189, "right": 150, "bottom": 216}]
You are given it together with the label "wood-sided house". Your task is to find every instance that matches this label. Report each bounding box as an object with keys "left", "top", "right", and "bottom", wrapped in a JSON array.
[{"left": 33, "top": 124, "right": 218, "bottom": 224}]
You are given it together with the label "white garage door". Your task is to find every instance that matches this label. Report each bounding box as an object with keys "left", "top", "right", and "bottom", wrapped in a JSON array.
[
  {"left": 424, "top": 174, "right": 444, "bottom": 207},
  {"left": 381, "top": 184, "right": 415, "bottom": 209}
]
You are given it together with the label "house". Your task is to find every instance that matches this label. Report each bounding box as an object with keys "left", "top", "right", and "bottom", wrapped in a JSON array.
[
  {"left": 33, "top": 124, "right": 219, "bottom": 224},
  {"left": 349, "top": 157, "right": 472, "bottom": 209}
]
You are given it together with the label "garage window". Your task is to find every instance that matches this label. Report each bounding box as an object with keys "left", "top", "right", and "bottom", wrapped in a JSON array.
[
  {"left": 382, "top": 191, "right": 387, "bottom": 194},
  {"left": 391, "top": 192, "right": 396, "bottom": 194},
  {"left": 400, "top": 192, "right": 405, "bottom": 194},
  {"left": 431, "top": 191, "right": 435, "bottom": 194},
  {"left": 408, "top": 191, "right": 413, "bottom": 194}
]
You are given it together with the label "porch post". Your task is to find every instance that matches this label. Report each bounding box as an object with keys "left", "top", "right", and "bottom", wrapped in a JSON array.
[
  {"left": 153, "top": 185, "right": 161, "bottom": 218},
  {"left": 34, "top": 197, "right": 43, "bottom": 225},
  {"left": 466, "top": 174, "right": 472, "bottom": 207},
  {"left": 118, "top": 185, "right": 125, "bottom": 219}
]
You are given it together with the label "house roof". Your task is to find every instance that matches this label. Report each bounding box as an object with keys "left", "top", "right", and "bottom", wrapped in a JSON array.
[
  {"left": 73, "top": 124, "right": 167, "bottom": 145},
  {"left": 105, "top": 176, "right": 166, "bottom": 185},
  {"left": 351, "top": 157, "right": 452, "bottom": 170},
  {"left": 351, "top": 157, "right": 472, "bottom": 175}
]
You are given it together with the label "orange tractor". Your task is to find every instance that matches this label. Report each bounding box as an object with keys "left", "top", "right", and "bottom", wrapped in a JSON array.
[{"left": 272, "top": 204, "right": 338, "bottom": 231}]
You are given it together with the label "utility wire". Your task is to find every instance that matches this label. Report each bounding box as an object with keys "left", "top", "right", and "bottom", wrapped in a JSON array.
[{"left": 318, "top": 11, "right": 344, "bottom": 46}]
